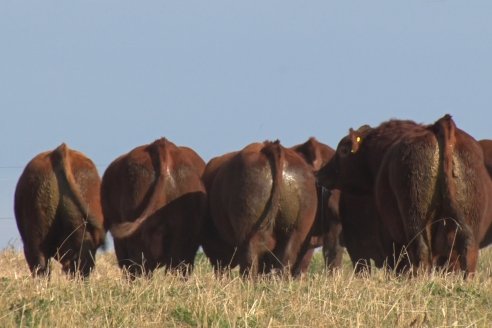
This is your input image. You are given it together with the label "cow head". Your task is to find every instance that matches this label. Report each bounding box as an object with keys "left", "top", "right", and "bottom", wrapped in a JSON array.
[
  {"left": 317, "top": 125, "right": 373, "bottom": 194},
  {"left": 291, "top": 137, "right": 331, "bottom": 172}
]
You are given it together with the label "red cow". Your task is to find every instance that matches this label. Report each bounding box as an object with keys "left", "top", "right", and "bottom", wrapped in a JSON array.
[
  {"left": 294, "top": 138, "right": 388, "bottom": 274},
  {"left": 201, "top": 140, "right": 318, "bottom": 277},
  {"left": 337, "top": 192, "right": 390, "bottom": 273},
  {"left": 318, "top": 115, "right": 492, "bottom": 276},
  {"left": 290, "top": 137, "right": 344, "bottom": 272},
  {"left": 478, "top": 139, "right": 492, "bottom": 248},
  {"left": 102, "top": 138, "right": 206, "bottom": 277},
  {"left": 479, "top": 139, "right": 492, "bottom": 177},
  {"left": 14, "top": 143, "right": 106, "bottom": 277}
]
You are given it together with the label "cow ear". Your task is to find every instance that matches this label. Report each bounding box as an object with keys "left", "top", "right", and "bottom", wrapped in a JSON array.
[{"left": 309, "top": 140, "right": 323, "bottom": 171}]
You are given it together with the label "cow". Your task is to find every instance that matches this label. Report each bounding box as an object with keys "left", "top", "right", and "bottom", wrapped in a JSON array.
[
  {"left": 290, "top": 137, "right": 344, "bottom": 272},
  {"left": 317, "top": 115, "right": 492, "bottom": 277},
  {"left": 478, "top": 139, "right": 492, "bottom": 249},
  {"left": 293, "top": 138, "right": 388, "bottom": 274},
  {"left": 200, "top": 151, "right": 240, "bottom": 273},
  {"left": 14, "top": 143, "right": 106, "bottom": 277},
  {"left": 479, "top": 139, "right": 492, "bottom": 177},
  {"left": 201, "top": 140, "right": 318, "bottom": 277},
  {"left": 337, "top": 192, "right": 390, "bottom": 273},
  {"left": 102, "top": 138, "right": 206, "bottom": 277}
]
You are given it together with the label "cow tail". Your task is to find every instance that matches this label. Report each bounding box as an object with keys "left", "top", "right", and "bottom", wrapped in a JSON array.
[
  {"left": 110, "top": 138, "right": 169, "bottom": 238},
  {"left": 53, "top": 143, "right": 104, "bottom": 232},
  {"left": 260, "top": 140, "right": 284, "bottom": 229},
  {"left": 435, "top": 114, "right": 457, "bottom": 208},
  {"left": 432, "top": 115, "right": 471, "bottom": 263}
]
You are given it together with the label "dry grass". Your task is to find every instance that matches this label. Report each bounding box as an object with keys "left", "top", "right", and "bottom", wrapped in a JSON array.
[{"left": 0, "top": 247, "right": 491, "bottom": 327}]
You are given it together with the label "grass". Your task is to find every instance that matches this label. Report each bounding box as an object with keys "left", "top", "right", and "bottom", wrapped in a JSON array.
[{"left": 0, "top": 247, "right": 491, "bottom": 327}]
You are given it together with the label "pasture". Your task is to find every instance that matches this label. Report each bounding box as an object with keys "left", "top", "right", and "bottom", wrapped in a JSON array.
[{"left": 1, "top": 247, "right": 491, "bottom": 327}]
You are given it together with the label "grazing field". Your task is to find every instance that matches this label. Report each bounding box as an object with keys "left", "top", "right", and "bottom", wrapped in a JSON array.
[{"left": 0, "top": 248, "right": 491, "bottom": 327}]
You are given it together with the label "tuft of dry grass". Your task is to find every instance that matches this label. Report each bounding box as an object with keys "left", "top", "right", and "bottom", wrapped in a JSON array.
[{"left": 0, "top": 247, "right": 491, "bottom": 327}]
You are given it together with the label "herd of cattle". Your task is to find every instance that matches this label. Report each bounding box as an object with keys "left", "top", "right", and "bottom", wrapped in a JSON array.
[{"left": 13, "top": 114, "right": 492, "bottom": 278}]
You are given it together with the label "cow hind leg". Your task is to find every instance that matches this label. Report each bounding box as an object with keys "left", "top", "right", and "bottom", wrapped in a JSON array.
[
  {"left": 239, "top": 247, "right": 259, "bottom": 279},
  {"left": 114, "top": 239, "right": 145, "bottom": 279},
  {"left": 61, "top": 257, "right": 79, "bottom": 278},
  {"left": 63, "top": 240, "right": 97, "bottom": 278},
  {"left": 298, "top": 248, "right": 315, "bottom": 274},
  {"left": 75, "top": 246, "right": 97, "bottom": 278},
  {"left": 391, "top": 242, "right": 412, "bottom": 275},
  {"left": 352, "top": 258, "right": 371, "bottom": 275},
  {"left": 464, "top": 244, "right": 479, "bottom": 278},
  {"left": 239, "top": 234, "right": 268, "bottom": 279},
  {"left": 322, "top": 232, "right": 344, "bottom": 272},
  {"left": 165, "top": 235, "right": 199, "bottom": 276},
  {"left": 258, "top": 234, "right": 280, "bottom": 275},
  {"left": 454, "top": 231, "right": 479, "bottom": 278},
  {"left": 343, "top": 235, "right": 372, "bottom": 274},
  {"left": 435, "top": 220, "right": 477, "bottom": 277},
  {"left": 416, "top": 234, "right": 432, "bottom": 274},
  {"left": 399, "top": 235, "right": 431, "bottom": 276},
  {"left": 24, "top": 246, "right": 50, "bottom": 277},
  {"left": 275, "top": 230, "right": 306, "bottom": 277}
]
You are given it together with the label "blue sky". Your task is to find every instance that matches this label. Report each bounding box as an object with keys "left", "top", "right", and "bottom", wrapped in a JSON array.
[{"left": 1, "top": 1, "right": 491, "bottom": 249}]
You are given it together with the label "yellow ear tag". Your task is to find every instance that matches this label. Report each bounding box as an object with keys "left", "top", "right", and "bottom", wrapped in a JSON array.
[{"left": 351, "top": 136, "right": 362, "bottom": 153}]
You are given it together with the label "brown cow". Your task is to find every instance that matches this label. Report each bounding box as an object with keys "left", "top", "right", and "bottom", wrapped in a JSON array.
[
  {"left": 290, "top": 137, "right": 344, "bottom": 272},
  {"left": 201, "top": 140, "right": 318, "bottom": 277},
  {"left": 102, "top": 138, "right": 206, "bottom": 277},
  {"left": 479, "top": 139, "right": 492, "bottom": 177},
  {"left": 14, "top": 143, "right": 105, "bottom": 277},
  {"left": 337, "top": 192, "right": 390, "bottom": 273},
  {"left": 318, "top": 115, "right": 492, "bottom": 276},
  {"left": 293, "top": 138, "right": 388, "bottom": 274},
  {"left": 200, "top": 151, "right": 240, "bottom": 273},
  {"left": 478, "top": 139, "right": 492, "bottom": 248}
]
